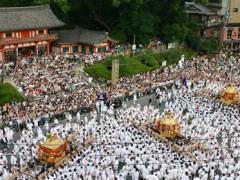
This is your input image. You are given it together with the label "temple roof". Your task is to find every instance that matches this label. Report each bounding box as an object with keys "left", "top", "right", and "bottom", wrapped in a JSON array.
[
  {"left": 0, "top": 5, "right": 65, "bottom": 32},
  {"left": 53, "top": 28, "right": 118, "bottom": 45}
]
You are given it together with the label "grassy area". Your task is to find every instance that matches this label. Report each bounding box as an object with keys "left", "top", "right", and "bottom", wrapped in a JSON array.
[
  {"left": 84, "top": 49, "right": 196, "bottom": 80},
  {"left": 0, "top": 83, "right": 24, "bottom": 106}
]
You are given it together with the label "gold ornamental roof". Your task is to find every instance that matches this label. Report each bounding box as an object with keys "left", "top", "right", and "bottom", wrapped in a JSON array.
[
  {"left": 42, "top": 135, "right": 64, "bottom": 150},
  {"left": 161, "top": 113, "right": 178, "bottom": 126},
  {"left": 224, "top": 84, "right": 238, "bottom": 94}
]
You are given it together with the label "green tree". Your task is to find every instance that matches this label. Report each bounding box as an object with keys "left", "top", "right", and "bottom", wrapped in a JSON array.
[
  {"left": 195, "top": 0, "right": 208, "bottom": 4},
  {"left": 110, "top": 0, "right": 189, "bottom": 44},
  {"left": 185, "top": 0, "right": 208, "bottom": 4},
  {"left": 185, "top": 32, "right": 202, "bottom": 51},
  {"left": 0, "top": 0, "right": 33, "bottom": 7},
  {"left": 0, "top": 0, "right": 199, "bottom": 46},
  {"left": 202, "top": 37, "right": 219, "bottom": 53},
  {"left": 113, "top": 0, "right": 158, "bottom": 44},
  {"left": 156, "top": 0, "right": 189, "bottom": 43},
  {"left": 68, "top": 0, "right": 159, "bottom": 44},
  {"left": 33, "top": 0, "right": 70, "bottom": 13}
]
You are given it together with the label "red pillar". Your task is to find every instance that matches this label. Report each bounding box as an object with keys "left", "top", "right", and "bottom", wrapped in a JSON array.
[
  {"left": 47, "top": 42, "right": 50, "bottom": 55},
  {"left": 107, "top": 40, "right": 111, "bottom": 50},
  {"left": 86, "top": 46, "right": 89, "bottom": 55},
  {"left": 28, "top": 47, "right": 31, "bottom": 56}
]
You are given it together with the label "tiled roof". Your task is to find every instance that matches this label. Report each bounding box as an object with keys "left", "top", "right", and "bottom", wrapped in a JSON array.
[
  {"left": 0, "top": 5, "right": 65, "bottom": 32},
  {"left": 185, "top": 3, "right": 217, "bottom": 15},
  {"left": 54, "top": 29, "right": 81, "bottom": 44},
  {"left": 54, "top": 28, "right": 118, "bottom": 45}
]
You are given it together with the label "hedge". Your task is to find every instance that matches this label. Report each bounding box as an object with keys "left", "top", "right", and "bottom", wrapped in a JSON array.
[
  {"left": 84, "top": 49, "right": 195, "bottom": 80},
  {"left": 0, "top": 83, "right": 24, "bottom": 106}
]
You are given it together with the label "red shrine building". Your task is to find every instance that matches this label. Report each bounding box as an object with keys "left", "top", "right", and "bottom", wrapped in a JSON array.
[
  {"left": 0, "top": 5, "right": 64, "bottom": 62},
  {"left": 52, "top": 29, "right": 118, "bottom": 54}
]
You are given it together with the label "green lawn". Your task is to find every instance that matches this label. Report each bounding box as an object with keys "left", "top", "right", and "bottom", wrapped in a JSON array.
[
  {"left": 85, "top": 49, "right": 196, "bottom": 80},
  {"left": 0, "top": 83, "right": 24, "bottom": 106}
]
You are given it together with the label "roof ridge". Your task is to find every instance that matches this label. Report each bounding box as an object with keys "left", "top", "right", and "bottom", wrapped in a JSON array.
[
  {"left": 54, "top": 29, "right": 80, "bottom": 32},
  {"left": 54, "top": 28, "right": 106, "bottom": 34},
  {"left": 0, "top": 4, "right": 49, "bottom": 11},
  {"left": 79, "top": 28, "right": 106, "bottom": 33}
]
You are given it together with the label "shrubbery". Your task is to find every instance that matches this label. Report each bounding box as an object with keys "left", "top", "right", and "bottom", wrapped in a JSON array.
[
  {"left": 185, "top": 32, "right": 220, "bottom": 54},
  {"left": 0, "top": 83, "right": 24, "bottom": 106},
  {"left": 84, "top": 49, "right": 195, "bottom": 80}
]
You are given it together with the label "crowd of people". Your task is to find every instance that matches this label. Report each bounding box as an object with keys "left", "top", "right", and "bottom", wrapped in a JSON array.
[
  {"left": 3, "top": 85, "right": 240, "bottom": 179},
  {"left": 1, "top": 52, "right": 184, "bottom": 127},
  {"left": 82, "top": 49, "right": 124, "bottom": 67},
  {"left": 0, "top": 50, "right": 239, "bottom": 179},
  {"left": 12, "top": 55, "right": 87, "bottom": 97}
]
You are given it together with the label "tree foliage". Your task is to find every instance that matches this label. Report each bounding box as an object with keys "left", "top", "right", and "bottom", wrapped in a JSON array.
[
  {"left": 185, "top": 0, "right": 208, "bottom": 4},
  {"left": 195, "top": 0, "right": 208, "bottom": 4},
  {"left": 0, "top": 0, "right": 193, "bottom": 45},
  {"left": 201, "top": 37, "right": 219, "bottom": 53},
  {"left": 33, "top": 0, "right": 70, "bottom": 13},
  {"left": 185, "top": 32, "right": 202, "bottom": 51}
]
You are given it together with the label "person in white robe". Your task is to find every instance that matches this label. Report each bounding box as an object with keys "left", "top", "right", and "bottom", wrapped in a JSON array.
[
  {"left": 76, "top": 111, "right": 81, "bottom": 124},
  {"left": 54, "top": 118, "right": 59, "bottom": 125},
  {"left": 133, "top": 93, "right": 137, "bottom": 105},
  {"left": 44, "top": 121, "right": 49, "bottom": 132}
]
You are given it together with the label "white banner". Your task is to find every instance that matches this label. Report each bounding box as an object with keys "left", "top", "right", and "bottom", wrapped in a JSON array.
[{"left": 132, "top": 44, "right": 136, "bottom": 50}]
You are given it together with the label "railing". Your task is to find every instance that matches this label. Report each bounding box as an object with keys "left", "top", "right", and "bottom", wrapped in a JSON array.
[
  {"left": 204, "top": 21, "right": 220, "bottom": 27},
  {"left": 0, "top": 34, "right": 58, "bottom": 45}
]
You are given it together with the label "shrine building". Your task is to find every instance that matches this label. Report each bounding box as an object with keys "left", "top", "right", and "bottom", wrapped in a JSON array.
[
  {"left": 52, "top": 28, "right": 118, "bottom": 54},
  {"left": 0, "top": 5, "right": 64, "bottom": 62}
]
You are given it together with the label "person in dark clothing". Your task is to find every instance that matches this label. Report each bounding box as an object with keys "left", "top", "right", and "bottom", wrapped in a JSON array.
[
  {"left": 148, "top": 97, "right": 152, "bottom": 105},
  {"left": 106, "top": 100, "right": 111, "bottom": 109}
]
